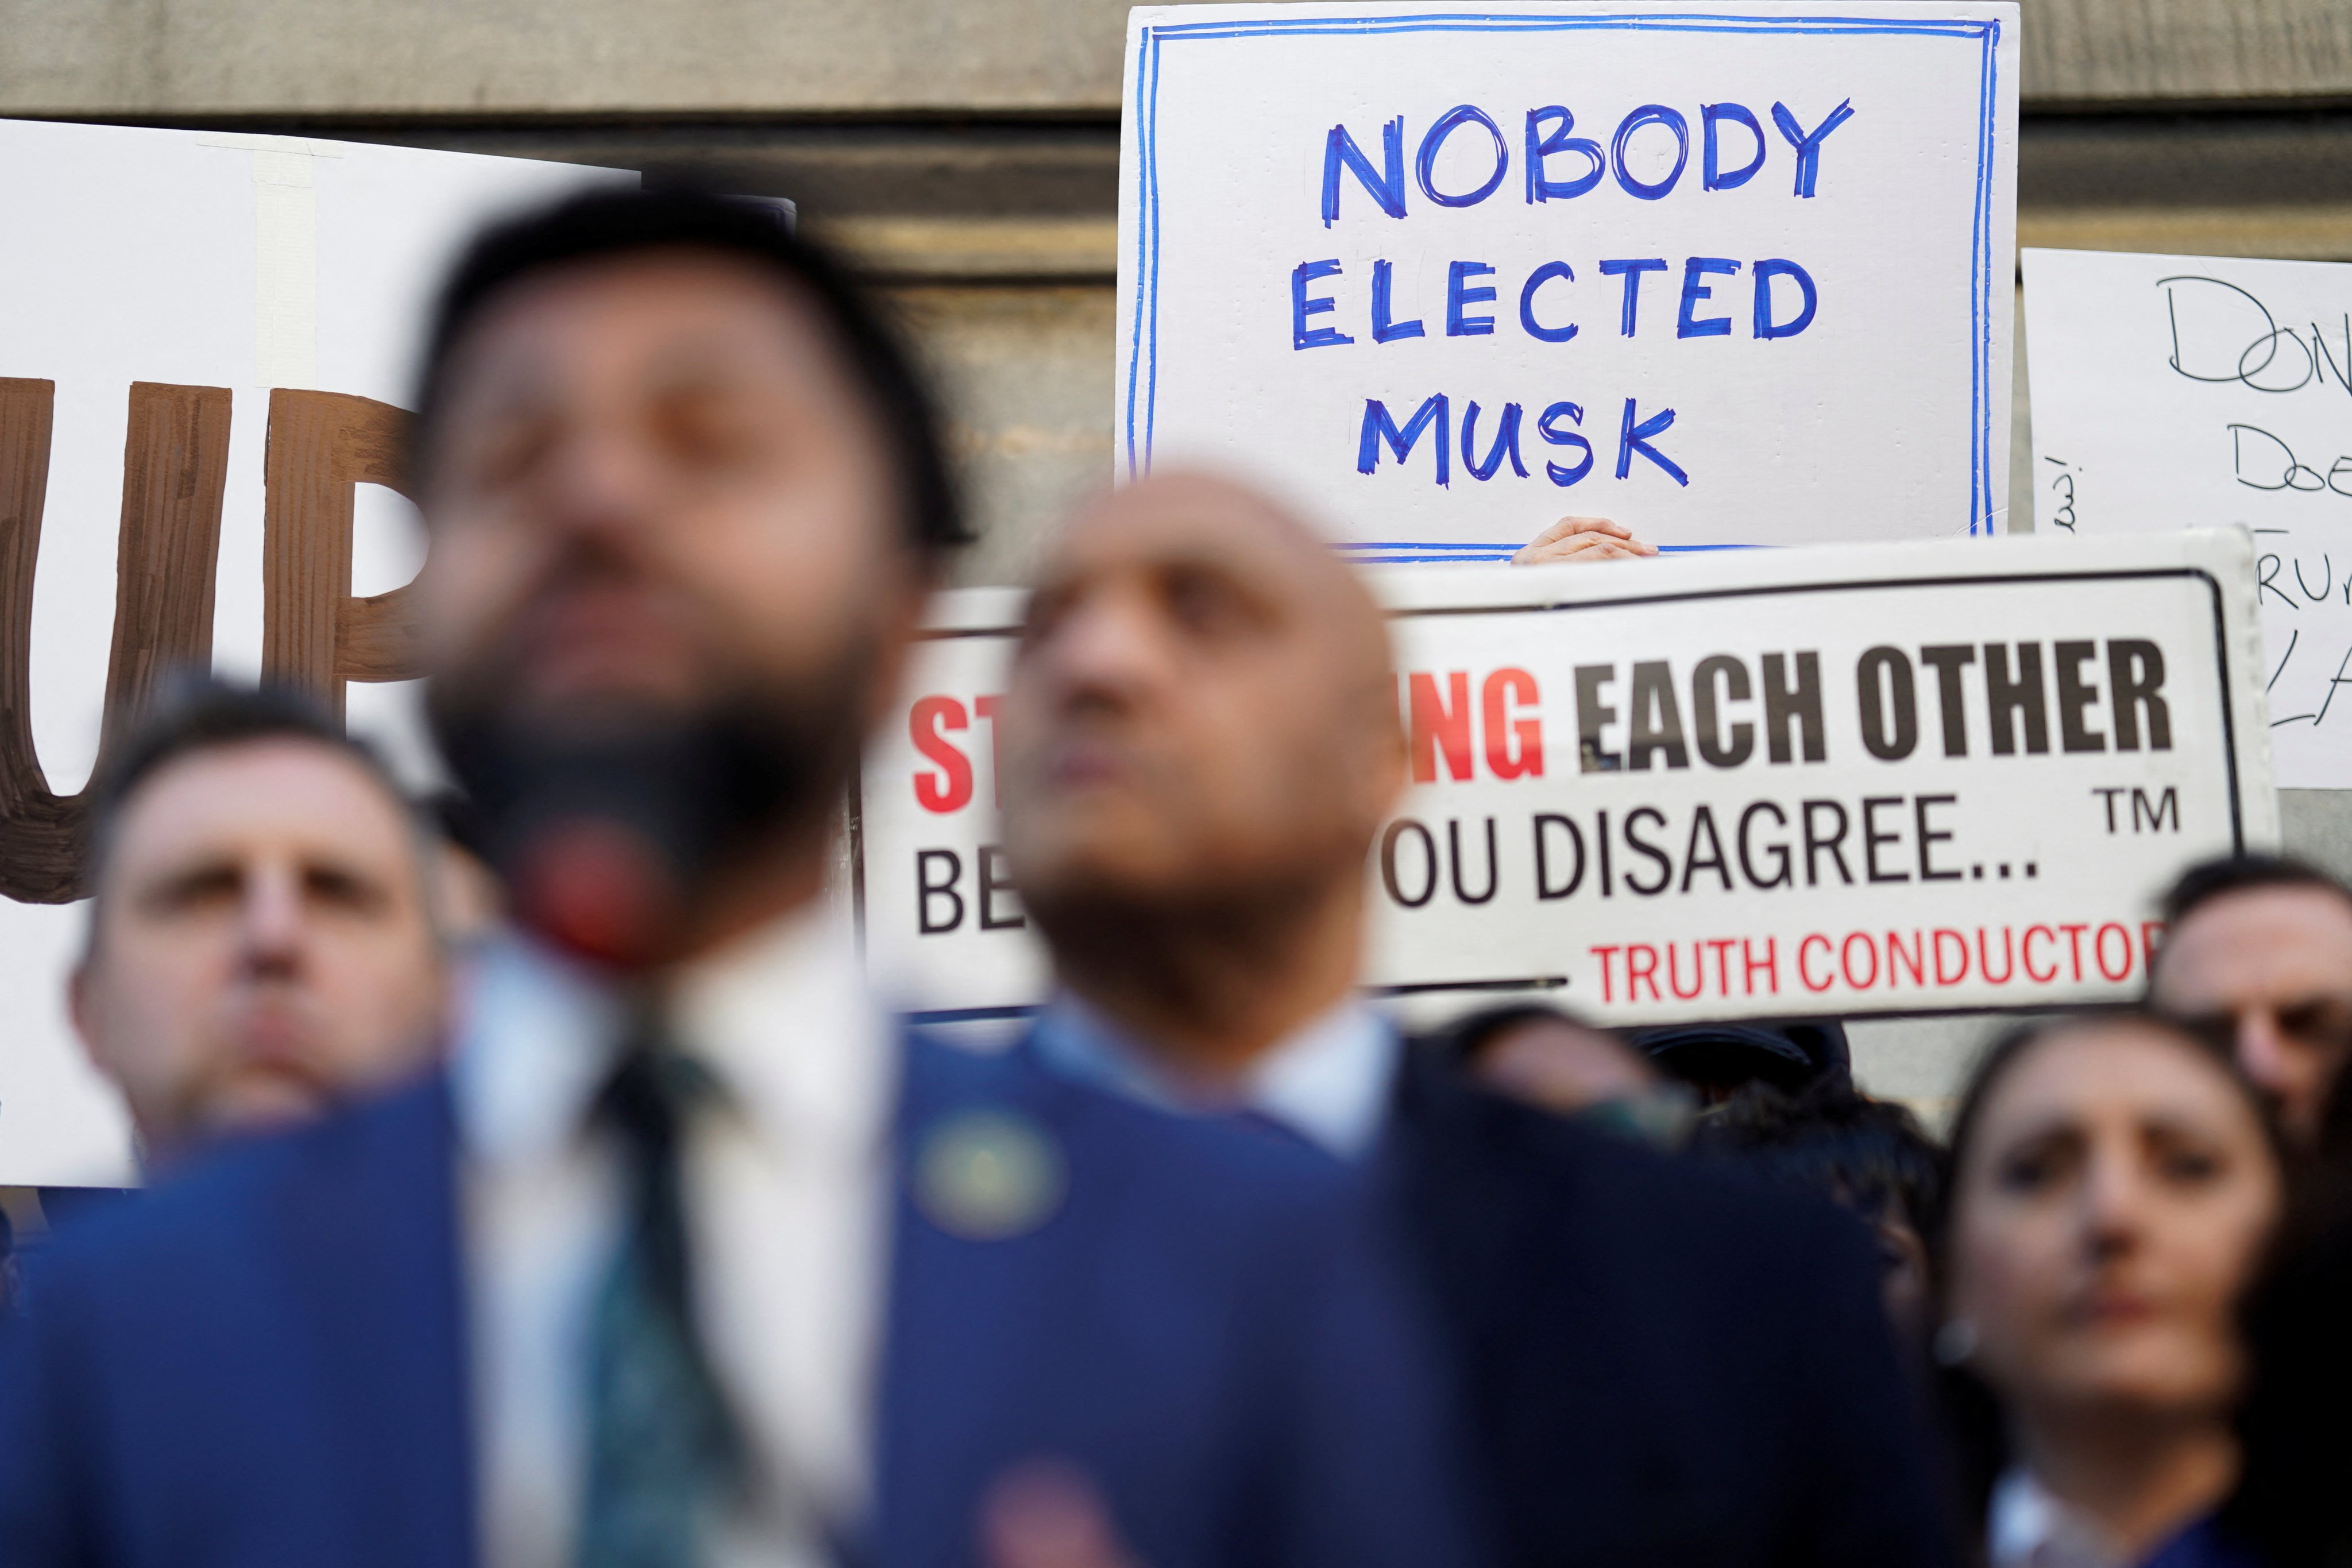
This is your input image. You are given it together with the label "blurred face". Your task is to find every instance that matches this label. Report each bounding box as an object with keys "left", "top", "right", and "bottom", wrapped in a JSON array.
[
  {"left": 997, "top": 475, "right": 1403, "bottom": 919},
  {"left": 1874, "top": 1204, "right": 1931, "bottom": 1345},
  {"left": 418, "top": 249, "right": 921, "bottom": 778},
  {"left": 72, "top": 741, "right": 445, "bottom": 1163},
  {"left": 1472, "top": 1017, "right": 1656, "bottom": 1114},
  {"left": 2152, "top": 885, "right": 2352, "bottom": 1144},
  {"left": 1948, "top": 1021, "right": 2281, "bottom": 1435}
]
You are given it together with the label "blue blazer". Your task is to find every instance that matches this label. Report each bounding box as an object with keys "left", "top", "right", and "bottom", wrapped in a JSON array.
[
  {"left": 1387, "top": 1048, "right": 1959, "bottom": 1568},
  {"left": 0, "top": 1034, "right": 1473, "bottom": 1568}
]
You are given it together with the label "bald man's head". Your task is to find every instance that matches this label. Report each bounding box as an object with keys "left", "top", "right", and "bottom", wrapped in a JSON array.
[{"left": 997, "top": 472, "right": 1403, "bottom": 933}]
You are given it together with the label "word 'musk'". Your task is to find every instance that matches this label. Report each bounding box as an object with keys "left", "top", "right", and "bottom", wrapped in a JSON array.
[{"left": 1291, "top": 98, "right": 1855, "bottom": 492}]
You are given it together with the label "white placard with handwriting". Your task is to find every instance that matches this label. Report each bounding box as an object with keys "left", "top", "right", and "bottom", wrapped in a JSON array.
[
  {"left": 2023, "top": 247, "right": 2352, "bottom": 789},
  {"left": 0, "top": 121, "right": 625, "bottom": 1186},
  {"left": 1117, "top": 2, "right": 2020, "bottom": 562}
]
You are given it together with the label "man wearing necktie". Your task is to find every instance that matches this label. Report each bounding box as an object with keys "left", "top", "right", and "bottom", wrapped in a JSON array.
[{"left": 0, "top": 189, "right": 1472, "bottom": 1568}]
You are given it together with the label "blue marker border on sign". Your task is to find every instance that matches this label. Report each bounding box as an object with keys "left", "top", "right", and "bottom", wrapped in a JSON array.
[{"left": 1120, "top": 10, "right": 2006, "bottom": 544}]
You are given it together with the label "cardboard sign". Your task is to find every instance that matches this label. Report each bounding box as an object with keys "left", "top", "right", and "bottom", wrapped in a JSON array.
[
  {"left": 2023, "top": 248, "right": 2352, "bottom": 789},
  {"left": 0, "top": 119, "right": 627, "bottom": 1185},
  {"left": 1114, "top": 2, "right": 2021, "bottom": 563},
  {"left": 862, "top": 531, "right": 2274, "bottom": 1028}
]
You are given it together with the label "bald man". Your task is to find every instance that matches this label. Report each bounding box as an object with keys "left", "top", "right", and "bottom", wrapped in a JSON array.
[{"left": 998, "top": 472, "right": 1958, "bottom": 1568}]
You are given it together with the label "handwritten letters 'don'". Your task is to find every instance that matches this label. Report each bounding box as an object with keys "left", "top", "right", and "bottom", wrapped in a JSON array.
[
  {"left": 1117, "top": 2, "right": 2021, "bottom": 561},
  {"left": 2023, "top": 248, "right": 2352, "bottom": 790}
]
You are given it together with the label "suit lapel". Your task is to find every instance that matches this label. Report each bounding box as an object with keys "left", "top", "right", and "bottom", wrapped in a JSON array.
[
  {"left": 870, "top": 1034, "right": 1081, "bottom": 1568},
  {"left": 271, "top": 1075, "right": 480, "bottom": 1568}
]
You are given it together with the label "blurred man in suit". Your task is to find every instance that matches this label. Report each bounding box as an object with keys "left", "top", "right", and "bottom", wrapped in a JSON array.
[
  {"left": 996, "top": 471, "right": 1957, "bottom": 1568},
  {"left": 69, "top": 682, "right": 447, "bottom": 1168},
  {"left": 0, "top": 190, "right": 1468, "bottom": 1568}
]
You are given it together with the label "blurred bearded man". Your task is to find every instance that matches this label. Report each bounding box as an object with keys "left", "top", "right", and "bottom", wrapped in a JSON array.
[
  {"left": 0, "top": 189, "right": 1469, "bottom": 1568},
  {"left": 70, "top": 683, "right": 446, "bottom": 1168},
  {"left": 997, "top": 472, "right": 1957, "bottom": 1568}
]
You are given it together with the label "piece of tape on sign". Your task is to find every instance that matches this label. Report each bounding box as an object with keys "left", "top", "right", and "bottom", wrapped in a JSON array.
[{"left": 198, "top": 133, "right": 343, "bottom": 392}]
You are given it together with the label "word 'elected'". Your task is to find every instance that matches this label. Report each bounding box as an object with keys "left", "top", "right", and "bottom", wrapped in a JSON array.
[
  {"left": 1318, "top": 100, "right": 1857, "bottom": 224},
  {"left": 1293, "top": 256, "right": 1819, "bottom": 350}
]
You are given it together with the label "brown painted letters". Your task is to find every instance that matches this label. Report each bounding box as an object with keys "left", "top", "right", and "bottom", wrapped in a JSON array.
[
  {"left": 0, "top": 384, "right": 420, "bottom": 903},
  {"left": 0, "top": 380, "right": 232, "bottom": 902},
  {"left": 262, "top": 389, "right": 424, "bottom": 716}
]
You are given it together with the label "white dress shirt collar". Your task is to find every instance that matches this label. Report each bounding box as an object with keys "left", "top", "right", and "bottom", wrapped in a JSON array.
[
  {"left": 1988, "top": 1467, "right": 2129, "bottom": 1568},
  {"left": 448, "top": 903, "right": 895, "bottom": 1568},
  {"left": 451, "top": 905, "right": 898, "bottom": 1164},
  {"left": 1032, "top": 991, "right": 1400, "bottom": 1160},
  {"left": 449, "top": 934, "right": 626, "bottom": 1168},
  {"left": 666, "top": 904, "right": 899, "bottom": 1158}
]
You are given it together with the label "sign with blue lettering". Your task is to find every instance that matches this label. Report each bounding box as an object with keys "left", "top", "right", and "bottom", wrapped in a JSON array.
[
  {"left": 1115, "top": 2, "right": 2020, "bottom": 561},
  {"left": 2023, "top": 248, "right": 2352, "bottom": 789}
]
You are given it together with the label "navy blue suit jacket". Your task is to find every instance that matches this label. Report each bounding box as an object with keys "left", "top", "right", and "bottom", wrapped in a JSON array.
[
  {"left": 0, "top": 1034, "right": 1472, "bottom": 1568},
  {"left": 1387, "top": 1048, "right": 1958, "bottom": 1568}
]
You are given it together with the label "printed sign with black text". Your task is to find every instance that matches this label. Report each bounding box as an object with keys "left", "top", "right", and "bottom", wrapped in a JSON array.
[{"left": 863, "top": 531, "right": 2274, "bottom": 1026}]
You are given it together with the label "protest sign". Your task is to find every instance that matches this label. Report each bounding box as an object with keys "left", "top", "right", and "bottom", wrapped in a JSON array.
[
  {"left": 863, "top": 530, "right": 2274, "bottom": 1028},
  {"left": 0, "top": 119, "right": 625, "bottom": 1185},
  {"left": 1114, "top": 1, "right": 2020, "bottom": 563},
  {"left": 2023, "top": 248, "right": 2352, "bottom": 789}
]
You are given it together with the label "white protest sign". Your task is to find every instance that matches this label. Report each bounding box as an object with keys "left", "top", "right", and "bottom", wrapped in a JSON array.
[
  {"left": 862, "top": 531, "right": 2273, "bottom": 1028},
  {"left": 0, "top": 119, "right": 628, "bottom": 1185},
  {"left": 1114, "top": 1, "right": 2019, "bottom": 562},
  {"left": 2023, "top": 249, "right": 2352, "bottom": 789}
]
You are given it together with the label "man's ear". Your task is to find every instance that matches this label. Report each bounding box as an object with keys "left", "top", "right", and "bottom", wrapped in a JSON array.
[
  {"left": 856, "top": 555, "right": 936, "bottom": 736},
  {"left": 67, "top": 957, "right": 107, "bottom": 1068},
  {"left": 1356, "top": 693, "right": 1411, "bottom": 828}
]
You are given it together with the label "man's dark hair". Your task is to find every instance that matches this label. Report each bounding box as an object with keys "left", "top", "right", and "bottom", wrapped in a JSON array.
[
  {"left": 412, "top": 184, "right": 965, "bottom": 562},
  {"left": 1442, "top": 1002, "right": 1610, "bottom": 1065},
  {"left": 1691, "top": 1078, "right": 1942, "bottom": 1229},
  {"left": 2158, "top": 852, "right": 2352, "bottom": 933},
  {"left": 82, "top": 679, "right": 415, "bottom": 903},
  {"left": 1627, "top": 1017, "right": 1850, "bottom": 1096}
]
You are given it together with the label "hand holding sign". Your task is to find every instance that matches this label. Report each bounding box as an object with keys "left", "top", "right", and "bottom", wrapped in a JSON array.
[{"left": 1512, "top": 515, "right": 1658, "bottom": 564}]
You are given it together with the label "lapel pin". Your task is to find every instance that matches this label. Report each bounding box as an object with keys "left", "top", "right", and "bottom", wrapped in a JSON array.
[{"left": 914, "top": 1108, "right": 1065, "bottom": 1242}]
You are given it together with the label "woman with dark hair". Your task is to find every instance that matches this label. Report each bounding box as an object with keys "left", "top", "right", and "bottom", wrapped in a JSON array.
[{"left": 1928, "top": 1010, "right": 2284, "bottom": 1568}]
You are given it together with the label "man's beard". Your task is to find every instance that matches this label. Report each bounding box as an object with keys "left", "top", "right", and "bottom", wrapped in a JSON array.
[
  {"left": 1021, "top": 848, "right": 1347, "bottom": 1013},
  {"left": 427, "top": 643, "right": 874, "bottom": 969}
]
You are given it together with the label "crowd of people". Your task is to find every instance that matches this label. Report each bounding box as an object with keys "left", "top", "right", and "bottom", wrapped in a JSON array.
[{"left": 3, "top": 184, "right": 2352, "bottom": 1568}]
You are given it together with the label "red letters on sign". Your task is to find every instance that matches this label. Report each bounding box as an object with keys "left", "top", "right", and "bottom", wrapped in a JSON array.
[
  {"left": 1409, "top": 672, "right": 1474, "bottom": 783},
  {"left": 1407, "top": 667, "right": 1545, "bottom": 782},
  {"left": 1483, "top": 667, "right": 1544, "bottom": 779},
  {"left": 911, "top": 697, "right": 973, "bottom": 813}
]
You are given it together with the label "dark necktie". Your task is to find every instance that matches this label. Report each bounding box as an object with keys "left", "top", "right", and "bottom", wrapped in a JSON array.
[{"left": 576, "top": 1022, "right": 745, "bottom": 1568}]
